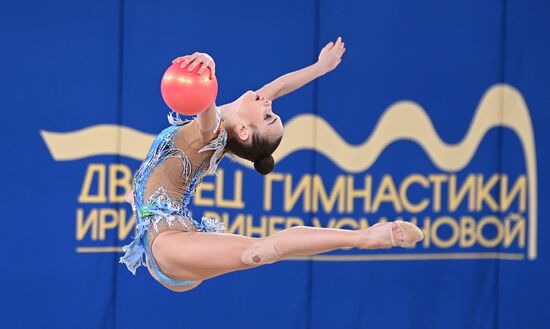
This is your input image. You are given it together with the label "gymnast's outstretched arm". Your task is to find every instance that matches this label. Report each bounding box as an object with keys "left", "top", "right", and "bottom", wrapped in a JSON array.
[{"left": 255, "top": 36, "right": 346, "bottom": 100}]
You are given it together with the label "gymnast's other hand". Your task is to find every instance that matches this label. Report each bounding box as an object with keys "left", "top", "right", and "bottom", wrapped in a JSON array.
[
  {"left": 125, "top": 190, "right": 135, "bottom": 206},
  {"left": 172, "top": 52, "right": 216, "bottom": 79},
  {"left": 317, "top": 36, "right": 346, "bottom": 74}
]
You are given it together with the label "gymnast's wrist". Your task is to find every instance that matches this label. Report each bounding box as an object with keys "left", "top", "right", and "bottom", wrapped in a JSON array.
[{"left": 313, "top": 61, "right": 330, "bottom": 76}]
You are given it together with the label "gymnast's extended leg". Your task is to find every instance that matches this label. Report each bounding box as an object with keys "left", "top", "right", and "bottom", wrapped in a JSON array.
[{"left": 150, "top": 222, "right": 422, "bottom": 286}]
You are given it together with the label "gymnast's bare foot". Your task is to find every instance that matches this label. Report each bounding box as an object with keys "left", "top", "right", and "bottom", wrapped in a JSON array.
[{"left": 357, "top": 221, "right": 423, "bottom": 249}]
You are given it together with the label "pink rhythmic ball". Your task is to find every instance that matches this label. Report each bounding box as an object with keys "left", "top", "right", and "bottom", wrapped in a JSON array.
[{"left": 160, "top": 62, "right": 218, "bottom": 115}]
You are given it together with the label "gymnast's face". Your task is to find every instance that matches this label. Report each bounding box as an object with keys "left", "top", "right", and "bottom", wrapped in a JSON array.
[{"left": 233, "top": 90, "right": 284, "bottom": 143}]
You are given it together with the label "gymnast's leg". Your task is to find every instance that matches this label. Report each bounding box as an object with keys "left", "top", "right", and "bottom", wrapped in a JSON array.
[{"left": 150, "top": 223, "right": 417, "bottom": 284}]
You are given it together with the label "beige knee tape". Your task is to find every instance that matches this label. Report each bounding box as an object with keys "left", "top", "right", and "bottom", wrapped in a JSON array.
[{"left": 241, "top": 242, "right": 280, "bottom": 265}]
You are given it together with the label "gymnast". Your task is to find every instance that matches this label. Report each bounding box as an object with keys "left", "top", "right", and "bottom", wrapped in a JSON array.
[{"left": 120, "top": 36, "right": 423, "bottom": 292}]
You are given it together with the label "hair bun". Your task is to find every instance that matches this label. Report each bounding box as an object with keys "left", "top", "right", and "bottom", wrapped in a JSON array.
[{"left": 254, "top": 156, "right": 275, "bottom": 175}]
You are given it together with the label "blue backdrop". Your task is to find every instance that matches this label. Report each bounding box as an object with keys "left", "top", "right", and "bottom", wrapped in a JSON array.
[{"left": 1, "top": 1, "right": 549, "bottom": 329}]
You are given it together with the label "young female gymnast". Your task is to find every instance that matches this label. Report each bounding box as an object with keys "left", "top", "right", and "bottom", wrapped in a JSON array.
[{"left": 120, "top": 37, "right": 423, "bottom": 292}]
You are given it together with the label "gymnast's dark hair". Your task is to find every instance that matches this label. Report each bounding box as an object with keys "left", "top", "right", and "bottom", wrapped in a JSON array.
[{"left": 225, "top": 127, "right": 282, "bottom": 175}]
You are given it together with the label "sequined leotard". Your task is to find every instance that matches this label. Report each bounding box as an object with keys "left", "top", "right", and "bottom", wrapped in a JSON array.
[{"left": 120, "top": 110, "right": 226, "bottom": 287}]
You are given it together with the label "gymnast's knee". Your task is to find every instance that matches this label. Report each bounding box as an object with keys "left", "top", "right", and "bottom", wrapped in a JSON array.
[{"left": 241, "top": 241, "right": 281, "bottom": 265}]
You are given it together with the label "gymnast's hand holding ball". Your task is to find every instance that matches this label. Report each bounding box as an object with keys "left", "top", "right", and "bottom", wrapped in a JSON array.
[{"left": 161, "top": 52, "right": 218, "bottom": 115}]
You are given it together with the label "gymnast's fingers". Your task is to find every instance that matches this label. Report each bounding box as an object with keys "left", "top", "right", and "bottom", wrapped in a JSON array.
[
  {"left": 335, "top": 36, "right": 342, "bottom": 48},
  {"left": 197, "top": 63, "right": 207, "bottom": 75},
  {"left": 172, "top": 55, "right": 187, "bottom": 63},
  {"left": 180, "top": 53, "right": 198, "bottom": 68},
  {"left": 210, "top": 63, "right": 216, "bottom": 79},
  {"left": 340, "top": 46, "right": 346, "bottom": 56},
  {"left": 197, "top": 60, "right": 213, "bottom": 75},
  {"left": 187, "top": 58, "right": 202, "bottom": 71}
]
